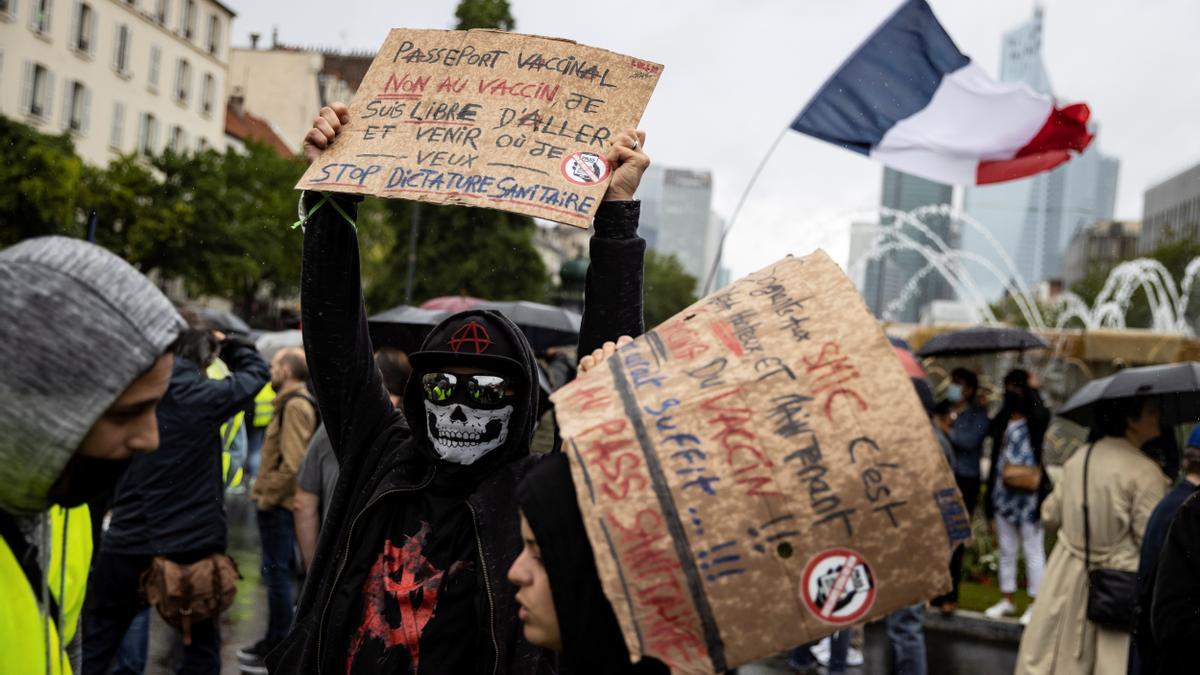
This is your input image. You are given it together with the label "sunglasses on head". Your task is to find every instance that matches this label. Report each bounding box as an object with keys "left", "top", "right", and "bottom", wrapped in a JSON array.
[{"left": 421, "top": 372, "right": 514, "bottom": 406}]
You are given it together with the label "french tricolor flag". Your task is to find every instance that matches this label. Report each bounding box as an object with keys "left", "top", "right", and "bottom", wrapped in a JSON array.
[{"left": 792, "top": 0, "right": 1093, "bottom": 185}]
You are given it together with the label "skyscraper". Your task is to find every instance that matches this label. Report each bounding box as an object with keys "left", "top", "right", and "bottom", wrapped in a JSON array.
[
  {"left": 963, "top": 7, "right": 1119, "bottom": 297},
  {"left": 861, "top": 168, "right": 956, "bottom": 323},
  {"left": 635, "top": 164, "right": 728, "bottom": 294}
]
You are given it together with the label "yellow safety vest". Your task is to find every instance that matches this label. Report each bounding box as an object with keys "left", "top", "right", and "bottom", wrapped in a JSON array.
[
  {"left": 253, "top": 383, "right": 276, "bottom": 428},
  {"left": 207, "top": 360, "right": 246, "bottom": 489},
  {"left": 0, "top": 504, "right": 93, "bottom": 675}
]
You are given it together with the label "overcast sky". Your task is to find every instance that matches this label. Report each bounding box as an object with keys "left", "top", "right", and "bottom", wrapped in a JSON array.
[{"left": 225, "top": 0, "right": 1200, "bottom": 278}]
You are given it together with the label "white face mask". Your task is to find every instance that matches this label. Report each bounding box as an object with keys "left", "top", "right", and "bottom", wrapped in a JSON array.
[{"left": 424, "top": 400, "right": 513, "bottom": 465}]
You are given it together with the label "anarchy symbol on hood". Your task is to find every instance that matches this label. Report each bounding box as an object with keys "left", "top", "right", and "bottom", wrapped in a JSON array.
[{"left": 424, "top": 400, "right": 513, "bottom": 465}]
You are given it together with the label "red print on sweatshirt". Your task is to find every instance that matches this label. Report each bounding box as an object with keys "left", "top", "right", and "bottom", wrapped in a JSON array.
[{"left": 346, "top": 522, "right": 472, "bottom": 674}]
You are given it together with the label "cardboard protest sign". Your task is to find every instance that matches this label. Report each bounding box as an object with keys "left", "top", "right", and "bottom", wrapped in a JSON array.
[
  {"left": 550, "top": 251, "right": 969, "bottom": 674},
  {"left": 295, "top": 29, "right": 663, "bottom": 228}
]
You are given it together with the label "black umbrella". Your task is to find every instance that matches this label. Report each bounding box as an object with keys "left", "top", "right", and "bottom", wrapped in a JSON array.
[
  {"left": 916, "top": 326, "right": 1049, "bottom": 358},
  {"left": 368, "top": 305, "right": 448, "bottom": 353},
  {"left": 1058, "top": 362, "right": 1200, "bottom": 428},
  {"left": 195, "top": 307, "right": 252, "bottom": 335},
  {"left": 474, "top": 300, "right": 581, "bottom": 353}
]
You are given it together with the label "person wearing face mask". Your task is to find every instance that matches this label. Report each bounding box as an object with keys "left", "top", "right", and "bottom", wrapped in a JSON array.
[
  {"left": 265, "top": 103, "right": 649, "bottom": 674},
  {"left": 932, "top": 368, "right": 989, "bottom": 614},
  {"left": 509, "top": 451, "right": 669, "bottom": 675},
  {"left": 0, "top": 236, "right": 185, "bottom": 675},
  {"left": 1014, "top": 396, "right": 1168, "bottom": 675}
]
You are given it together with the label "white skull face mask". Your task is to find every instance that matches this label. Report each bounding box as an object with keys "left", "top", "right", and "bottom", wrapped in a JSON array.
[{"left": 424, "top": 400, "right": 513, "bottom": 465}]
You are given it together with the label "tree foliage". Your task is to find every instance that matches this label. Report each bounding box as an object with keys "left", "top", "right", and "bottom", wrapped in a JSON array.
[
  {"left": 454, "top": 0, "right": 515, "bottom": 30},
  {"left": 1, "top": 115, "right": 308, "bottom": 323},
  {"left": 362, "top": 200, "right": 549, "bottom": 311},
  {"left": 0, "top": 116, "right": 89, "bottom": 243},
  {"left": 643, "top": 250, "right": 698, "bottom": 328}
]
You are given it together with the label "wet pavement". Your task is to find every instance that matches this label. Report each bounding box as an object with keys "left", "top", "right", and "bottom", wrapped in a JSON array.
[{"left": 220, "top": 493, "right": 268, "bottom": 674}]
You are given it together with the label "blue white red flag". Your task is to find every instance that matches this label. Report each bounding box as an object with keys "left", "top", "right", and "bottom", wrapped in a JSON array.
[{"left": 791, "top": 0, "right": 1092, "bottom": 185}]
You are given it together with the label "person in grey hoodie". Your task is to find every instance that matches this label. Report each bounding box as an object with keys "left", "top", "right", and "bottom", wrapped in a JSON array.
[{"left": 0, "top": 236, "right": 184, "bottom": 675}]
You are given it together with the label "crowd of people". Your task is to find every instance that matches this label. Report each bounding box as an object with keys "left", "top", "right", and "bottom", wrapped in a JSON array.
[{"left": 2, "top": 99, "right": 1200, "bottom": 675}]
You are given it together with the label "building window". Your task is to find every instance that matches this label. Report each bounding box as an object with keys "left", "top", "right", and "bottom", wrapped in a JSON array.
[
  {"left": 21, "top": 61, "right": 54, "bottom": 121},
  {"left": 64, "top": 80, "right": 89, "bottom": 133},
  {"left": 200, "top": 73, "right": 214, "bottom": 116},
  {"left": 0, "top": 0, "right": 15, "bottom": 20},
  {"left": 167, "top": 125, "right": 186, "bottom": 153},
  {"left": 30, "top": 0, "right": 51, "bottom": 35},
  {"left": 72, "top": 2, "right": 95, "bottom": 55},
  {"left": 174, "top": 58, "right": 190, "bottom": 104},
  {"left": 205, "top": 13, "right": 219, "bottom": 54},
  {"left": 178, "top": 0, "right": 193, "bottom": 39},
  {"left": 110, "top": 100, "right": 126, "bottom": 150},
  {"left": 147, "top": 44, "right": 161, "bottom": 92},
  {"left": 113, "top": 24, "right": 131, "bottom": 74},
  {"left": 196, "top": 136, "right": 209, "bottom": 152},
  {"left": 154, "top": 0, "right": 167, "bottom": 26},
  {"left": 138, "top": 112, "right": 158, "bottom": 155}
]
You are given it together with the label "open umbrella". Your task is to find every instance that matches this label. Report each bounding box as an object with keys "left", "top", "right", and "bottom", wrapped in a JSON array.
[
  {"left": 255, "top": 329, "right": 303, "bottom": 361},
  {"left": 368, "top": 305, "right": 448, "bottom": 353},
  {"left": 1058, "top": 362, "right": 1200, "bottom": 428},
  {"left": 420, "top": 295, "right": 483, "bottom": 312},
  {"left": 916, "top": 326, "right": 1049, "bottom": 358},
  {"left": 475, "top": 300, "right": 581, "bottom": 352},
  {"left": 194, "top": 307, "right": 252, "bottom": 335}
]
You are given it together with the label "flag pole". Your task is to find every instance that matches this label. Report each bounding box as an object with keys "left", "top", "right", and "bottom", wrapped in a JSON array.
[{"left": 702, "top": 126, "right": 789, "bottom": 295}]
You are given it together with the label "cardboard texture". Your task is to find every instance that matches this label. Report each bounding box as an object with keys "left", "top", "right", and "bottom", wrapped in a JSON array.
[
  {"left": 550, "top": 251, "right": 969, "bottom": 674},
  {"left": 295, "top": 29, "right": 663, "bottom": 228}
]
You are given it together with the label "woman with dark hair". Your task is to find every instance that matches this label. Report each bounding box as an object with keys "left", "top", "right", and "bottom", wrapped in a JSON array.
[
  {"left": 1013, "top": 396, "right": 1168, "bottom": 675},
  {"left": 507, "top": 451, "right": 669, "bottom": 675},
  {"left": 984, "top": 369, "right": 1051, "bottom": 624}
]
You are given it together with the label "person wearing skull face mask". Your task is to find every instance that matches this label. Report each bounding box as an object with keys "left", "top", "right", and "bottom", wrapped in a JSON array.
[
  {"left": 266, "top": 102, "right": 649, "bottom": 674},
  {"left": 0, "top": 236, "right": 184, "bottom": 674}
]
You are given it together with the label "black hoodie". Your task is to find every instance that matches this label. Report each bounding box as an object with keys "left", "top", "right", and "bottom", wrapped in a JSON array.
[
  {"left": 269, "top": 194, "right": 645, "bottom": 674},
  {"left": 517, "top": 454, "right": 669, "bottom": 675}
]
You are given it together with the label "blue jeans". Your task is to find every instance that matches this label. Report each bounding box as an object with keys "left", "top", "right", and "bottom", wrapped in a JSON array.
[
  {"left": 256, "top": 508, "right": 295, "bottom": 642},
  {"left": 789, "top": 630, "right": 851, "bottom": 674},
  {"left": 885, "top": 604, "right": 927, "bottom": 675},
  {"left": 111, "top": 608, "right": 148, "bottom": 674}
]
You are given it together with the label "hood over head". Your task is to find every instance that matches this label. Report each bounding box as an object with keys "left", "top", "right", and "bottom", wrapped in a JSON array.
[
  {"left": 404, "top": 309, "right": 540, "bottom": 478},
  {"left": 0, "top": 236, "right": 183, "bottom": 513},
  {"left": 516, "top": 454, "right": 665, "bottom": 674}
]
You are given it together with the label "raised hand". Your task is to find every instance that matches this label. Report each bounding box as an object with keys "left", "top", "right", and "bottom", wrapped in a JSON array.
[
  {"left": 302, "top": 102, "right": 351, "bottom": 165},
  {"left": 578, "top": 335, "right": 634, "bottom": 373},
  {"left": 602, "top": 129, "right": 649, "bottom": 202}
]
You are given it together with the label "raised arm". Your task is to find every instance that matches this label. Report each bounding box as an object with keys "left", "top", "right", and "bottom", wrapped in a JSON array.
[
  {"left": 577, "top": 129, "right": 649, "bottom": 356},
  {"left": 300, "top": 103, "right": 393, "bottom": 462},
  {"left": 189, "top": 337, "right": 270, "bottom": 422}
]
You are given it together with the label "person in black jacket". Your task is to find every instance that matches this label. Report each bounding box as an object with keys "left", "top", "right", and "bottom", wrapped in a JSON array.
[
  {"left": 82, "top": 320, "right": 270, "bottom": 674},
  {"left": 1150, "top": 489, "right": 1200, "bottom": 673},
  {"left": 267, "top": 102, "right": 649, "bottom": 674}
]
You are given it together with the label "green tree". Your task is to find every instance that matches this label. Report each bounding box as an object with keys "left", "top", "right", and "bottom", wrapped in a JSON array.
[
  {"left": 643, "top": 251, "right": 698, "bottom": 328},
  {"left": 0, "top": 115, "right": 89, "bottom": 245},
  {"left": 363, "top": 200, "right": 549, "bottom": 311},
  {"left": 455, "top": 0, "right": 515, "bottom": 30},
  {"left": 80, "top": 141, "right": 306, "bottom": 320}
]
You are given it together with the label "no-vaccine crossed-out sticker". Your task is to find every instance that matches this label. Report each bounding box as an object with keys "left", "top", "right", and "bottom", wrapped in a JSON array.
[{"left": 801, "top": 548, "right": 877, "bottom": 625}]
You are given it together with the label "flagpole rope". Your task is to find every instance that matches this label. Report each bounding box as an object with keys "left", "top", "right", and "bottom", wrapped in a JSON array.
[{"left": 701, "top": 126, "right": 790, "bottom": 295}]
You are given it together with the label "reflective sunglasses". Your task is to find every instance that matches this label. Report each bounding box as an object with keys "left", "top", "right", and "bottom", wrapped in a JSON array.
[{"left": 421, "top": 372, "right": 513, "bottom": 406}]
